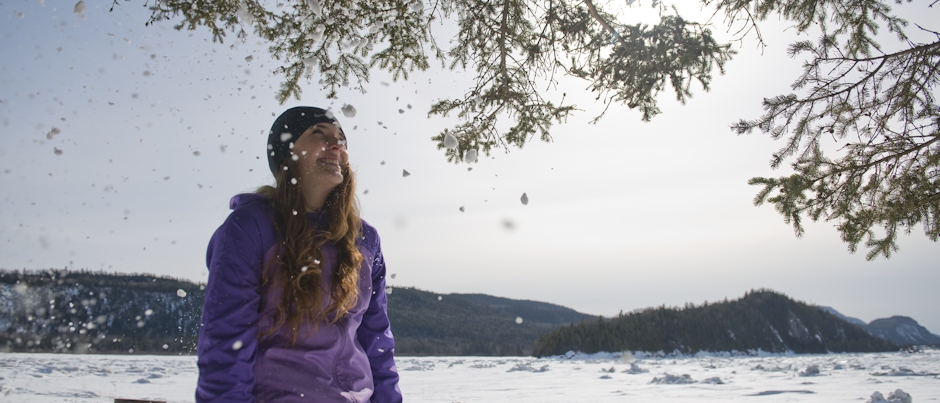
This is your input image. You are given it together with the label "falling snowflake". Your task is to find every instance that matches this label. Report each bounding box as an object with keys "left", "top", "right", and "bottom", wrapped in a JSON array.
[
  {"left": 459, "top": 206, "right": 465, "bottom": 212},
  {"left": 464, "top": 149, "right": 477, "bottom": 163},
  {"left": 402, "top": 169, "right": 411, "bottom": 177},
  {"left": 232, "top": 340, "right": 244, "bottom": 351},
  {"left": 443, "top": 132, "right": 457, "bottom": 149},
  {"left": 74, "top": 1, "right": 86, "bottom": 16},
  {"left": 245, "top": 55, "right": 254, "bottom": 63},
  {"left": 520, "top": 193, "right": 528, "bottom": 205},
  {"left": 177, "top": 289, "right": 187, "bottom": 298},
  {"left": 515, "top": 317, "right": 523, "bottom": 324},
  {"left": 341, "top": 104, "right": 357, "bottom": 118},
  {"left": 46, "top": 127, "right": 61, "bottom": 140},
  {"left": 53, "top": 148, "right": 63, "bottom": 156}
]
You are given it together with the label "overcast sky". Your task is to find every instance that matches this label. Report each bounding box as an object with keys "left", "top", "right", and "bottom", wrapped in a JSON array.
[{"left": 1, "top": 1, "right": 938, "bottom": 334}]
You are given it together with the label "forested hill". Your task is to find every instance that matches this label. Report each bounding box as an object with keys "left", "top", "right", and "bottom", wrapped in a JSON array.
[
  {"left": 0, "top": 269, "right": 205, "bottom": 354},
  {"left": 531, "top": 290, "right": 899, "bottom": 357},
  {"left": 0, "top": 270, "right": 593, "bottom": 355},
  {"left": 387, "top": 288, "right": 594, "bottom": 355}
]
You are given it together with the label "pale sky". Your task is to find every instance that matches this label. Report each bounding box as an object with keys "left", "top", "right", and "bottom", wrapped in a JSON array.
[{"left": 1, "top": 1, "right": 938, "bottom": 334}]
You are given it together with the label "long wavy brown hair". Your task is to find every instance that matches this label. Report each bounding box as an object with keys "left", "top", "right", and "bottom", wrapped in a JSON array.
[{"left": 257, "top": 157, "right": 363, "bottom": 342}]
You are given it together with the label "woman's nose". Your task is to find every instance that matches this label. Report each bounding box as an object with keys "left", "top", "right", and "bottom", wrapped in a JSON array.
[{"left": 328, "top": 138, "right": 347, "bottom": 149}]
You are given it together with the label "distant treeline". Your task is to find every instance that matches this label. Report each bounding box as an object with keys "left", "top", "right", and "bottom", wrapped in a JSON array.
[
  {"left": 532, "top": 289, "right": 898, "bottom": 357},
  {"left": 0, "top": 269, "right": 592, "bottom": 355},
  {"left": 387, "top": 288, "right": 594, "bottom": 356},
  {"left": 0, "top": 269, "right": 204, "bottom": 354},
  {"left": 0, "top": 270, "right": 914, "bottom": 357}
]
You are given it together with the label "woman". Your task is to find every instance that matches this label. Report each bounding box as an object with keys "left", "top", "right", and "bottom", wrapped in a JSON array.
[{"left": 196, "top": 107, "right": 402, "bottom": 403}]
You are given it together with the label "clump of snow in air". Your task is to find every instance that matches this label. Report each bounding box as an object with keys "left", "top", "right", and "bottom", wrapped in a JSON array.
[
  {"left": 53, "top": 148, "right": 63, "bottom": 156},
  {"left": 301, "top": 266, "right": 308, "bottom": 272},
  {"left": 443, "top": 133, "right": 458, "bottom": 149},
  {"left": 619, "top": 351, "right": 634, "bottom": 363},
  {"left": 437, "top": 296, "right": 442, "bottom": 301},
  {"left": 46, "top": 127, "right": 61, "bottom": 140},
  {"left": 280, "top": 133, "right": 292, "bottom": 142},
  {"left": 459, "top": 206, "right": 465, "bottom": 212},
  {"left": 402, "top": 170, "right": 411, "bottom": 177},
  {"left": 73, "top": 1, "right": 86, "bottom": 17},
  {"left": 177, "top": 289, "right": 187, "bottom": 298},
  {"left": 245, "top": 55, "right": 254, "bottom": 62},
  {"left": 868, "top": 389, "right": 912, "bottom": 403},
  {"left": 520, "top": 193, "right": 528, "bottom": 205},
  {"left": 341, "top": 104, "right": 357, "bottom": 118},
  {"left": 193, "top": 151, "right": 201, "bottom": 156},
  {"left": 162, "top": 344, "right": 169, "bottom": 350},
  {"left": 237, "top": 3, "right": 255, "bottom": 25},
  {"left": 464, "top": 149, "right": 477, "bottom": 163},
  {"left": 386, "top": 286, "right": 393, "bottom": 295},
  {"left": 515, "top": 317, "right": 523, "bottom": 324},
  {"left": 232, "top": 340, "right": 244, "bottom": 351}
]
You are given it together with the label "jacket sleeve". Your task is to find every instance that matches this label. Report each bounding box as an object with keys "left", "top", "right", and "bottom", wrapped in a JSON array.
[
  {"left": 356, "top": 238, "right": 403, "bottom": 403},
  {"left": 196, "top": 208, "right": 266, "bottom": 403}
]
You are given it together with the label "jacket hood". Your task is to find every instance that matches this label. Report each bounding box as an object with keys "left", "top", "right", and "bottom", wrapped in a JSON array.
[{"left": 229, "top": 193, "right": 270, "bottom": 210}]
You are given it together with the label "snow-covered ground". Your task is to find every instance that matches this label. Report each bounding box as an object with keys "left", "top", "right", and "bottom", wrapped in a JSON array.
[{"left": 1, "top": 350, "right": 937, "bottom": 402}]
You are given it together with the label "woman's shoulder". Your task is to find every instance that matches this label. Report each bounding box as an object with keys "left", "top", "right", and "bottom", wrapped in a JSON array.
[
  {"left": 221, "top": 193, "right": 276, "bottom": 232},
  {"left": 229, "top": 192, "right": 272, "bottom": 212},
  {"left": 358, "top": 218, "right": 382, "bottom": 252},
  {"left": 228, "top": 193, "right": 274, "bottom": 217}
]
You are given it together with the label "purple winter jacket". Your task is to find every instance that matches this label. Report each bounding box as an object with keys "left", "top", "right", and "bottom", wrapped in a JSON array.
[{"left": 196, "top": 193, "right": 402, "bottom": 403}]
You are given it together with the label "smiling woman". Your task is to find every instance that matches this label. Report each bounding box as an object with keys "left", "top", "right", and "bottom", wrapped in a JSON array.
[{"left": 196, "top": 107, "right": 402, "bottom": 402}]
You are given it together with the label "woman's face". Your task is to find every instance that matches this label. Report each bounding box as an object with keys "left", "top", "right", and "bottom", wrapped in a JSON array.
[{"left": 291, "top": 123, "right": 348, "bottom": 190}]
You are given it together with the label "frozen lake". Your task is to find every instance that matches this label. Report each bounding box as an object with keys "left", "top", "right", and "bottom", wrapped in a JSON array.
[{"left": 0, "top": 350, "right": 937, "bottom": 402}]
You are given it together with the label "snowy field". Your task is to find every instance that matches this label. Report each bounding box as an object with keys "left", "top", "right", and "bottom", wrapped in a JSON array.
[{"left": 1, "top": 350, "right": 938, "bottom": 402}]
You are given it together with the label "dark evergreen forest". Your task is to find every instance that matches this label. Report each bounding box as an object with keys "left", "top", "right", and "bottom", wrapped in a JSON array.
[
  {"left": 0, "top": 270, "right": 591, "bottom": 355},
  {"left": 532, "top": 290, "right": 898, "bottom": 357},
  {"left": 1, "top": 271, "right": 910, "bottom": 357}
]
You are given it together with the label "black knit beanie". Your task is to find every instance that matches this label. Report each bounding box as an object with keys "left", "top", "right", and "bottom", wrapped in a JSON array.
[{"left": 267, "top": 106, "right": 344, "bottom": 174}]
